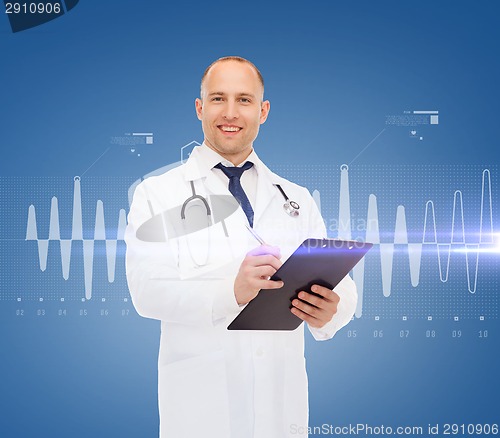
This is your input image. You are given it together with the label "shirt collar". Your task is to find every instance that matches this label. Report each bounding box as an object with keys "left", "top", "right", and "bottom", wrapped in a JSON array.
[
  {"left": 198, "top": 142, "right": 260, "bottom": 170},
  {"left": 184, "top": 142, "right": 274, "bottom": 182}
]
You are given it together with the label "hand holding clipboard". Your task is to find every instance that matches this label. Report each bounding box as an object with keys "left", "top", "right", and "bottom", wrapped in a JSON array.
[{"left": 228, "top": 236, "right": 372, "bottom": 331}]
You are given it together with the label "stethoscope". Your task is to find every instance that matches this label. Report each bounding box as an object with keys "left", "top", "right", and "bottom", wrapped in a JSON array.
[
  {"left": 274, "top": 184, "right": 300, "bottom": 217},
  {"left": 179, "top": 180, "right": 213, "bottom": 267},
  {"left": 181, "top": 181, "right": 300, "bottom": 223},
  {"left": 179, "top": 181, "right": 299, "bottom": 267},
  {"left": 181, "top": 180, "right": 212, "bottom": 222}
]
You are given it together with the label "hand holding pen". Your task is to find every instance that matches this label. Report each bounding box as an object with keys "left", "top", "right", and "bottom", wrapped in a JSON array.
[
  {"left": 232, "top": 225, "right": 284, "bottom": 305},
  {"left": 244, "top": 225, "right": 339, "bottom": 328}
]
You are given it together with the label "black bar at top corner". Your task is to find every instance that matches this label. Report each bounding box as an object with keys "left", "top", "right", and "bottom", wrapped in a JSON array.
[
  {"left": 4, "top": 0, "right": 80, "bottom": 33},
  {"left": 64, "top": 0, "right": 79, "bottom": 12}
]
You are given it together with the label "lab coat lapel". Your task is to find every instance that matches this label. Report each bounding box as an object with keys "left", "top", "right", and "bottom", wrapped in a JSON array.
[
  {"left": 184, "top": 147, "right": 247, "bottom": 238},
  {"left": 183, "top": 146, "right": 227, "bottom": 195},
  {"left": 184, "top": 146, "right": 279, "bottom": 231},
  {"left": 253, "top": 163, "right": 281, "bottom": 227},
  {"left": 202, "top": 169, "right": 228, "bottom": 197}
]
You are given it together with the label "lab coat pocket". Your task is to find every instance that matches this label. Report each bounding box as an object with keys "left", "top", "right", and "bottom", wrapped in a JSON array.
[{"left": 159, "top": 350, "right": 230, "bottom": 437}]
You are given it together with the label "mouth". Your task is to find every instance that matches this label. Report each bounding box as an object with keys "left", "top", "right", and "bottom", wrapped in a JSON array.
[{"left": 218, "top": 124, "right": 242, "bottom": 135}]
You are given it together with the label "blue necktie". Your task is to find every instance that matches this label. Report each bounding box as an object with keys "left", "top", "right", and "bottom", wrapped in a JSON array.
[{"left": 215, "top": 162, "right": 255, "bottom": 227}]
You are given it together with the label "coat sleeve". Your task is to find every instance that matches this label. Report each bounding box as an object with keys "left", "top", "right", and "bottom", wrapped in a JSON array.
[
  {"left": 304, "top": 190, "right": 358, "bottom": 341},
  {"left": 124, "top": 180, "right": 241, "bottom": 327}
]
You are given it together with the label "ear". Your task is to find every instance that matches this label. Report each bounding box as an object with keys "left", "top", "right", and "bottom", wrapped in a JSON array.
[
  {"left": 195, "top": 98, "right": 203, "bottom": 121},
  {"left": 260, "top": 100, "right": 270, "bottom": 124}
]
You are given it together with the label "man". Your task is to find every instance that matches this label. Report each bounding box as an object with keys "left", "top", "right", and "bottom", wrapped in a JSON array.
[{"left": 125, "top": 56, "right": 357, "bottom": 438}]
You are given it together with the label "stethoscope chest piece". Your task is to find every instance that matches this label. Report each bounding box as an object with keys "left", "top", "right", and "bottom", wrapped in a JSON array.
[
  {"left": 283, "top": 200, "right": 300, "bottom": 217},
  {"left": 275, "top": 184, "right": 300, "bottom": 217}
]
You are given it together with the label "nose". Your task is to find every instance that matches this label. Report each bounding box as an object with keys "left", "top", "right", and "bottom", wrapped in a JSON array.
[{"left": 223, "top": 101, "right": 239, "bottom": 120}]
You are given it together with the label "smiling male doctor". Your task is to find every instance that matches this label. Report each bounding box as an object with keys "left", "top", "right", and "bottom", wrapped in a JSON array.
[{"left": 125, "top": 56, "right": 357, "bottom": 438}]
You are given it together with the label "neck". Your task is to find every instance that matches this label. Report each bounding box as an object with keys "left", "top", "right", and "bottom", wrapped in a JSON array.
[{"left": 204, "top": 141, "right": 253, "bottom": 166}]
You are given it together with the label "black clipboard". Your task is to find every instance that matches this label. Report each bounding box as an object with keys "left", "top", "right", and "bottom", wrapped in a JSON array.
[{"left": 227, "top": 238, "right": 372, "bottom": 331}]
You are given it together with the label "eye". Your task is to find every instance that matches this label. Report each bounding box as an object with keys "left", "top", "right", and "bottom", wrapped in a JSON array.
[
  {"left": 239, "top": 97, "right": 251, "bottom": 103},
  {"left": 211, "top": 97, "right": 223, "bottom": 102}
]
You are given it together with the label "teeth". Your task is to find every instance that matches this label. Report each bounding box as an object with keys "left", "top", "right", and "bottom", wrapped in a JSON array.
[{"left": 221, "top": 126, "right": 240, "bottom": 132}]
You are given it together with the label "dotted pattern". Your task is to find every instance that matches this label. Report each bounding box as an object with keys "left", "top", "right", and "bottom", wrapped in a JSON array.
[
  {"left": 0, "top": 176, "right": 134, "bottom": 302},
  {"left": 270, "top": 164, "right": 499, "bottom": 320},
  {"left": 0, "top": 168, "right": 498, "bottom": 319}
]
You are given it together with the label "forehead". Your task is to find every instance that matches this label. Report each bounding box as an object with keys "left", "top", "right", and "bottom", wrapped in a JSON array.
[{"left": 203, "top": 61, "right": 263, "bottom": 95}]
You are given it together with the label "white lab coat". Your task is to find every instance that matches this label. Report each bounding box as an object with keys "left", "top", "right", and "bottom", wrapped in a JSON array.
[{"left": 125, "top": 146, "right": 357, "bottom": 438}]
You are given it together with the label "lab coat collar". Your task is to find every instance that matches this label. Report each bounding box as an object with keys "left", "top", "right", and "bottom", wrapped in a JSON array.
[
  {"left": 183, "top": 144, "right": 214, "bottom": 181},
  {"left": 183, "top": 143, "right": 284, "bottom": 226},
  {"left": 252, "top": 154, "right": 283, "bottom": 226},
  {"left": 183, "top": 144, "right": 227, "bottom": 196},
  {"left": 184, "top": 143, "right": 261, "bottom": 178}
]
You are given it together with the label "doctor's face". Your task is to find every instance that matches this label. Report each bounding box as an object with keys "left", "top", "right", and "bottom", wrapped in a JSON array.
[{"left": 195, "top": 60, "right": 270, "bottom": 166}]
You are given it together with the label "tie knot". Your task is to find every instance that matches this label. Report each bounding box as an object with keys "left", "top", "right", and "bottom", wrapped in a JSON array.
[{"left": 215, "top": 161, "right": 254, "bottom": 179}]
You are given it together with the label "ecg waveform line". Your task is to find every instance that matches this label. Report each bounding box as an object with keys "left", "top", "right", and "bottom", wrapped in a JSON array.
[
  {"left": 25, "top": 176, "right": 127, "bottom": 300},
  {"left": 316, "top": 167, "right": 495, "bottom": 318},
  {"left": 23, "top": 167, "right": 495, "bottom": 308}
]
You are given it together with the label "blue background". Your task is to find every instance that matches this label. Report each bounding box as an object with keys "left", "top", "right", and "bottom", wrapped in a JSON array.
[{"left": 1, "top": 1, "right": 499, "bottom": 437}]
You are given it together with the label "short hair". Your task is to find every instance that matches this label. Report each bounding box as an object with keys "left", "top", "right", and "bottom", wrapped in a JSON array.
[{"left": 200, "top": 56, "right": 265, "bottom": 98}]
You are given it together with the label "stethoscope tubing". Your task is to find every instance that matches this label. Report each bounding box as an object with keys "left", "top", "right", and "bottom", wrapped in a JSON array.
[
  {"left": 181, "top": 181, "right": 300, "bottom": 223},
  {"left": 274, "top": 184, "right": 300, "bottom": 217},
  {"left": 178, "top": 180, "right": 300, "bottom": 267}
]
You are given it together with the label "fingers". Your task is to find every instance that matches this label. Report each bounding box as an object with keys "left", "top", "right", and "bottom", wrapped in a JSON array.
[
  {"left": 291, "top": 306, "right": 321, "bottom": 327},
  {"left": 247, "top": 244, "right": 281, "bottom": 260},
  {"left": 234, "top": 273, "right": 283, "bottom": 304},
  {"left": 261, "top": 279, "right": 285, "bottom": 290},
  {"left": 254, "top": 265, "right": 278, "bottom": 280},
  {"left": 292, "top": 297, "right": 319, "bottom": 317},
  {"left": 290, "top": 286, "right": 340, "bottom": 328},
  {"left": 243, "top": 266, "right": 283, "bottom": 290},
  {"left": 291, "top": 300, "right": 328, "bottom": 328},
  {"left": 296, "top": 291, "right": 324, "bottom": 309},
  {"left": 234, "top": 246, "right": 284, "bottom": 305},
  {"left": 295, "top": 290, "right": 339, "bottom": 313},
  {"left": 308, "top": 284, "right": 340, "bottom": 303},
  {"left": 242, "top": 253, "right": 282, "bottom": 272}
]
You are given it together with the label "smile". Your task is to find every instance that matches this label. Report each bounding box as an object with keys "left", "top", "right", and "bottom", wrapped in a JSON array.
[{"left": 218, "top": 125, "right": 242, "bottom": 133}]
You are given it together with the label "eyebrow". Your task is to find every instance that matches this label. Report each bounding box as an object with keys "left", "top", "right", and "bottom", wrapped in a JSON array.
[
  {"left": 238, "top": 93, "right": 256, "bottom": 99},
  {"left": 207, "top": 92, "right": 257, "bottom": 99}
]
